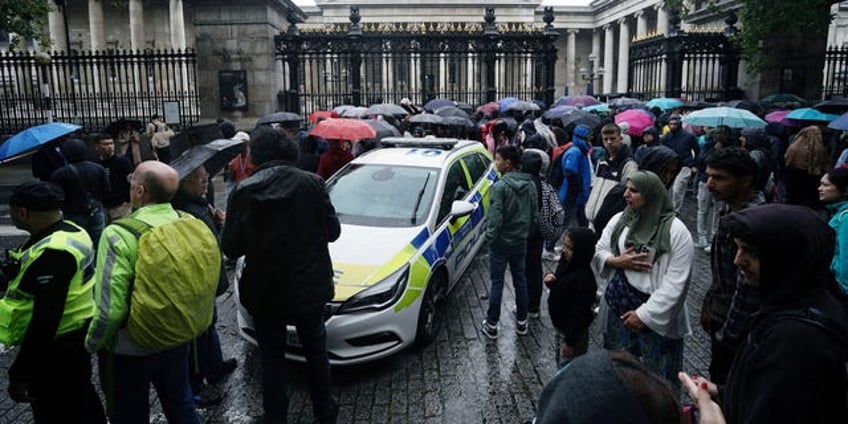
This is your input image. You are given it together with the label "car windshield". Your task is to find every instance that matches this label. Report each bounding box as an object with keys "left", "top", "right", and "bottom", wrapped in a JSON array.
[{"left": 327, "top": 164, "right": 440, "bottom": 227}]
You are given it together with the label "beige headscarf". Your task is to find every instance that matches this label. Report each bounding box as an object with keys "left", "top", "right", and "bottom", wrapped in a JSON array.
[{"left": 785, "top": 125, "right": 830, "bottom": 176}]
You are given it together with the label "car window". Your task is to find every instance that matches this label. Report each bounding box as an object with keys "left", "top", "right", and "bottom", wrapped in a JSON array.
[
  {"left": 327, "top": 164, "right": 439, "bottom": 227},
  {"left": 463, "top": 152, "right": 490, "bottom": 185},
  {"left": 437, "top": 160, "right": 471, "bottom": 223}
]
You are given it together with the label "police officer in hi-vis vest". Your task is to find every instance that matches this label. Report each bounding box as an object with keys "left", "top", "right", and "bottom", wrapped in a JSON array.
[{"left": 0, "top": 181, "right": 105, "bottom": 423}]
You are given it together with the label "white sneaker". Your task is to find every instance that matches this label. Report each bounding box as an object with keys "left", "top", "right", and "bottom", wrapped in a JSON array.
[{"left": 541, "top": 249, "right": 559, "bottom": 261}]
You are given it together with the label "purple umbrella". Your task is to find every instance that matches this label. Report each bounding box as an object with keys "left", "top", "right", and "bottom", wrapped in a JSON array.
[
  {"left": 423, "top": 98, "right": 455, "bottom": 112},
  {"left": 556, "top": 95, "right": 600, "bottom": 108}
]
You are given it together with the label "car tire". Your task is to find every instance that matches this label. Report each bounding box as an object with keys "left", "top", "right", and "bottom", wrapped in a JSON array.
[{"left": 414, "top": 271, "right": 445, "bottom": 348}]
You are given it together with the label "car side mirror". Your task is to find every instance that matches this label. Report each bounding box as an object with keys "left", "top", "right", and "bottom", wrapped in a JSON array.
[{"left": 449, "top": 200, "right": 474, "bottom": 224}]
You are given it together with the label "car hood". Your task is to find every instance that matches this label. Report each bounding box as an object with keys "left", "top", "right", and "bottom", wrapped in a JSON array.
[{"left": 330, "top": 223, "right": 426, "bottom": 301}]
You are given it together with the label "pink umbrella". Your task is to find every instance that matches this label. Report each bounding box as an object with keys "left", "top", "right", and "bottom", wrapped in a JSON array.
[
  {"left": 556, "top": 95, "right": 600, "bottom": 108},
  {"left": 615, "top": 109, "right": 654, "bottom": 136},
  {"left": 765, "top": 109, "right": 802, "bottom": 128}
]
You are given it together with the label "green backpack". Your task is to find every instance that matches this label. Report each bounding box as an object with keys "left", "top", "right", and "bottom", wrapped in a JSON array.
[{"left": 114, "top": 212, "right": 221, "bottom": 351}]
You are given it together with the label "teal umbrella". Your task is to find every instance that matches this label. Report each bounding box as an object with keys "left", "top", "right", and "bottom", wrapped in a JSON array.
[
  {"left": 646, "top": 97, "right": 684, "bottom": 111},
  {"left": 785, "top": 107, "right": 838, "bottom": 122},
  {"left": 681, "top": 107, "right": 766, "bottom": 129},
  {"left": 582, "top": 104, "right": 610, "bottom": 113}
]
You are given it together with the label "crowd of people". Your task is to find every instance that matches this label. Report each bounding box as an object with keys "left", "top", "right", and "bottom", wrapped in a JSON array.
[{"left": 1, "top": 95, "right": 848, "bottom": 424}]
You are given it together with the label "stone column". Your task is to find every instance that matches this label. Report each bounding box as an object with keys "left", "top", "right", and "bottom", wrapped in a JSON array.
[
  {"left": 88, "top": 0, "right": 105, "bottom": 51},
  {"left": 636, "top": 10, "right": 648, "bottom": 36},
  {"left": 48, "top": 5, "right": 67, "bottom": 51},
  {"left": 129, "top": 0, "right": 145, "bottom": 51},
  {"left": 656, "top": 4, "right": 669, "bottom": 36},
  {"left": 592, "top": 29, "right": 601, "bottom": 60},
  {"left": 603, "top": 24, "right": 614, "bottom": 94},
  {"left": 169, "top": 0, "right": 187, "bottom": 49},
  {"left": 617, "top": 17, "right": 630, "bottom": 94},
  {"left": 566, "top": 29, "right": 578, "bottom": 96}
]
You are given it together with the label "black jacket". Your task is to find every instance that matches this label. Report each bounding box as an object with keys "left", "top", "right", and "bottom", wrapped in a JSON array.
[
  {"left": 222, "top": 161, "right": 341, "bottom": 318},
  {"left": 547, "top": 228, "right": 596, "bottom": 346},
  {"left": 96, "top": 154, "right": 132, "bottom": 208},
  {"left": 171, "top": 190, "right": 228, "bottom": 296},
  {"left": 721, "top": 205, "right": 848, "bottom": 424}
]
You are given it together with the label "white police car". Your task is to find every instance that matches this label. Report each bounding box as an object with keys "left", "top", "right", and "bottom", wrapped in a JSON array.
[{"left": 234, "top": 137, "right": 497, "bottom": 365}]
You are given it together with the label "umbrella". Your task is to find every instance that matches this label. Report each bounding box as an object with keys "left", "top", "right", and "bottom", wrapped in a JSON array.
[
  {"left": 0, "top": 122, "right": 81, "bottom": 163},
  {"left": 609, "top": 97, "right": 644, "bottom": 107},
  {"left": 309, "top": 110, "right": 337, "bottom": 124},
  {"left": 506, "top": 101, "right": 542, "bottom": 113},
  {"left": 557, "top": 95, "right": 600, "bottom": 108},
  {"left": 435, "top": 107, "right": 469, "bottom": 119},
  {"left": 682, "top": 107, "right": 767, "bottom": 129},
  {"left": 408, "top": 113, "right": 446, "bottom": 125},
  {"left": 365, "top": 103, "right": 409, "bottom": 117},
  {"left": 454, "top": 101, "right": 475, "bottom": 114},
  {"left": 681, "top": 101, "right": 716, "bottom": 110},
  {"left": 476, "top": 102, "right": 500, "bottom": 115},
  {"left": 309, "top": 118, "right": 376, "bottom": 141},
  {"left": 333, "top": 105, "right": 356, "bottom": 115},
  {"left": 813, "top": 98, "right": 848, "bottom": 115},
  {"left": 339, "top": 106, "right": 369, "bottom": 119},
  {"left": 786, "top": 107, "right": 838, "bottom": 122},
  {"left": 169, "top": 138, "right": 247, "bottom": 180},
  {"left": 169, "top": 123, "right": 225, "bottom": 158},
  {"left": 105, "top": 118, "right": 144, "bottom": 138},
  {"left": 721, "top": 100, "right": 764, "bottom": 116},
  {"left": 423, "top": 98, "right": 455, "bottom": 112},
  {"left": 443, "top": 116, "right": 476, "bottom": 128},
  {"left": 645, "top": 97, "right": 684, "bottom": 111},
  {"left": 542, "top": 105, "right": 578, "bottom": 121},
  {"left": 764, "top": 110, "right": 801, "bottom": 128},
  {"left": 256, "top": 111, "right": 302, "bottom": 126},
  {"left": 498, "top": 97, "right": 520, "bottom": 113},
  {"left": 827, "top": 111, "right": 848, "bottom": 130},
  {"left": 582, "top": 104, "right": 610, "bottom": 113},
  {"left": 762, "top": 93, "right": 806, "bottom": 104},
  {"left": 614, "top": 109, "right": 655, "bottom": 136},
  {"left": 363, "top": 119, "right": 401, "bottom": 140},
  {"left": 557, "top": 108, "right": 601, "bottom": 129}
]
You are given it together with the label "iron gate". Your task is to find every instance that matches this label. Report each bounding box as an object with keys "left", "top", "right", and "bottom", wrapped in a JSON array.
[
  {"left": 275, "top": 7, "right": 560, "bottom": 116},
  {"left": 629, "top": 10, "right": 740, "bottom": 101}
]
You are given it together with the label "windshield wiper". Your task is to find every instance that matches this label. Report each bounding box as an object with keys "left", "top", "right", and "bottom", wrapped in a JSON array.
[{"left": 410, "top": 172, "right": 432, "bottom": 225}]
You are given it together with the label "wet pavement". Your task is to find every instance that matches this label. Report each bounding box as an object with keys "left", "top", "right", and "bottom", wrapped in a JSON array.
[{"left": 0, "top": 172, "right": 713, "bottom": 423}]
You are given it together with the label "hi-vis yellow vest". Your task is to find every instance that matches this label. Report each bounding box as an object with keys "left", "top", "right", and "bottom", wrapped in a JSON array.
[{"left": 0, "top": 221, "right": 95, "bottom": 346}]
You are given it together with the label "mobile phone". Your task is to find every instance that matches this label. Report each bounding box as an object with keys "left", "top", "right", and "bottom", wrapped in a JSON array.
[{"left": 640, "top": 246, "right": 656, "bottom": 263}]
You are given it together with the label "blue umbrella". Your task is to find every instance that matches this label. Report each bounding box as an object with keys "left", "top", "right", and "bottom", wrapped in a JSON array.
[
  {"left": 646, "top": 97, "right": 684, "bottom": 111},
  {"left": 582, "top": 104, "right": 610, "bottom": 113},
  {"left": 786, "top": 107, "right": 838, "bottom": 122},
  {"left": 0, "top": 122, "right": 81, "bottom": 164},
  {"left": 827, "top": 111, "right": 848, "bottom": 130},
  {"left": 681, "top": 107, "right": 766, "bottom": 129},
  {"left": 498, "top": 97, "right": 520, "bottom": 113}
]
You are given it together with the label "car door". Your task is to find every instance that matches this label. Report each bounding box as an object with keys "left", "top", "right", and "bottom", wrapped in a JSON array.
[
  {"left": 448, "top": 151, "right": 492, "bottom": 279},
  {"left": 434, "top": 159, "right": 472, "bottom": 281}
]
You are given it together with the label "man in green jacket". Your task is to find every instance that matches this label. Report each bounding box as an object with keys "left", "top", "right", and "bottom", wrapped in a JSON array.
[{"left": 481, "top": 145, "right": 538, "bottom": 339}]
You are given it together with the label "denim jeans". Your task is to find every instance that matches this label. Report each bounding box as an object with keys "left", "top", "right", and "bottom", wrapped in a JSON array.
[
  {"left": 696, "top": 181, "right": 717, "bottom": 243},
  {"left": 109, "top": 344, "right": 199, "bottom": 424},
  {"left": 671, "top": 167, "right": 693, "bottom": 215},
  {"left": 603, "top": 308, "right": 684, "bottom": 390},
  {"left": 486, "top": 243, "right": 529, "bottom": 324},
  {"left": 253, "top": 307, "right": 337, "bottom": 424},
  {"left": 66, "top": 208, "right": 105, "bottom": 248}
]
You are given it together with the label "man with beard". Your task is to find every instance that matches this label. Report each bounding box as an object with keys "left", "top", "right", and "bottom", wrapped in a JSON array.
[
  {"left": 94, "top": 134, "right": 133, "bottom": 222},
  {"left": 661, "top": 115, "right": 700, "bottom": 215}
]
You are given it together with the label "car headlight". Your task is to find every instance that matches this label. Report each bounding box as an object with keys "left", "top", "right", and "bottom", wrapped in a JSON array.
[{"left": 336, "top": 264, "right": 410, "bottom": 314}]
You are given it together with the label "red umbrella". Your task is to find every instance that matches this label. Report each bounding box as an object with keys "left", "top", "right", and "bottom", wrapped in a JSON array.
[
  {"left": 614, "top": 109, "right": 654, "bottom": 136},
  {"left": 309, "top": 110, "right": 338, "bottom": 124},
  {"left": 309, "top": 118, "right": 376, "bottom": 141},
  {"left": 476, "top": 102, "right": 500, "bottom": 115}
]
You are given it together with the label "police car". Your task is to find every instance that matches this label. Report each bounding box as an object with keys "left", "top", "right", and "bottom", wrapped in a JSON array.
[{"left": 234, "top": 137, "right": 497, "bottom": 365}]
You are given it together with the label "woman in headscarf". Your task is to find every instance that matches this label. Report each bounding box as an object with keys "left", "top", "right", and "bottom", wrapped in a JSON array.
[
  {"left": 593, "top": 170, "right": 693, "bottom": 387},
  {"left": 819, "top": 166, "right": 848, "bottom": 299},
  {"left": 680, "top": 204, "right": 848, "bottom": 423},
  {"left": 784, "top": 125, "right": 830, "bottom": 208}
]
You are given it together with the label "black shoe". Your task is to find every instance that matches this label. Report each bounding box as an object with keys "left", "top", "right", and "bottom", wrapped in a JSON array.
[
  {"left": 207, "top": 358, "right": 238, "bottom": 384},
  {"left": 193, "top": 384, "right": 223, "bottom": 408}
]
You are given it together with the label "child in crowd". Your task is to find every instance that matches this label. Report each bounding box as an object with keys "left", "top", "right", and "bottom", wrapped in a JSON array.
[{"left": 543, "top": 227, "right": 597, "bottom": 366}]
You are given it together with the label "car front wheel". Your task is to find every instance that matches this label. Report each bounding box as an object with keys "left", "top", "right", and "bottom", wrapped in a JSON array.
[{"left": 414, "top": 271, "right": 445, "bottom": 348}]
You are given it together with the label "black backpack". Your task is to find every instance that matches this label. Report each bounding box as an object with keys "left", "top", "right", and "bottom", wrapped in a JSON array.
[{"left": 547, "top": 143, "right": 571, "bottom": 189}]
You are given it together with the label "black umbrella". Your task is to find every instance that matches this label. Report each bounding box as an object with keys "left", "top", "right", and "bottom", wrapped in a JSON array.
[
  {"left": 169, "top": 123, "right": 225, "bottom": 158},
  {"left": 409, "top": 113, "right": 445, "bottom": 125},
  {"left": 454, "top": 101, "right": 475, "bottom": 114},
  {"left": 435, "top": 107, "right": 469, "bottom": 119},
  {"left": 170, "top": 138, "right": 247, "bottom": 180},
  {"left": 558, "top": 109, "right": 601, "bottom": 129},
  {"left": 255, "top": 111, "right": 302, "bottom": 127},
  {"left": 365, "top": 103, "right": 409, "bottom": 117},
  {"left": 813, "top": 98, "right": 848, "bottom": 115},
  {"left": 363, "top": 119, "right": 401, "bottom": 140},
  {"left": 443, "top": 116, "right": 476, "bottom": 128},
  {"left": 105, "top": 119, "right": 144, "bottom": 138}
]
